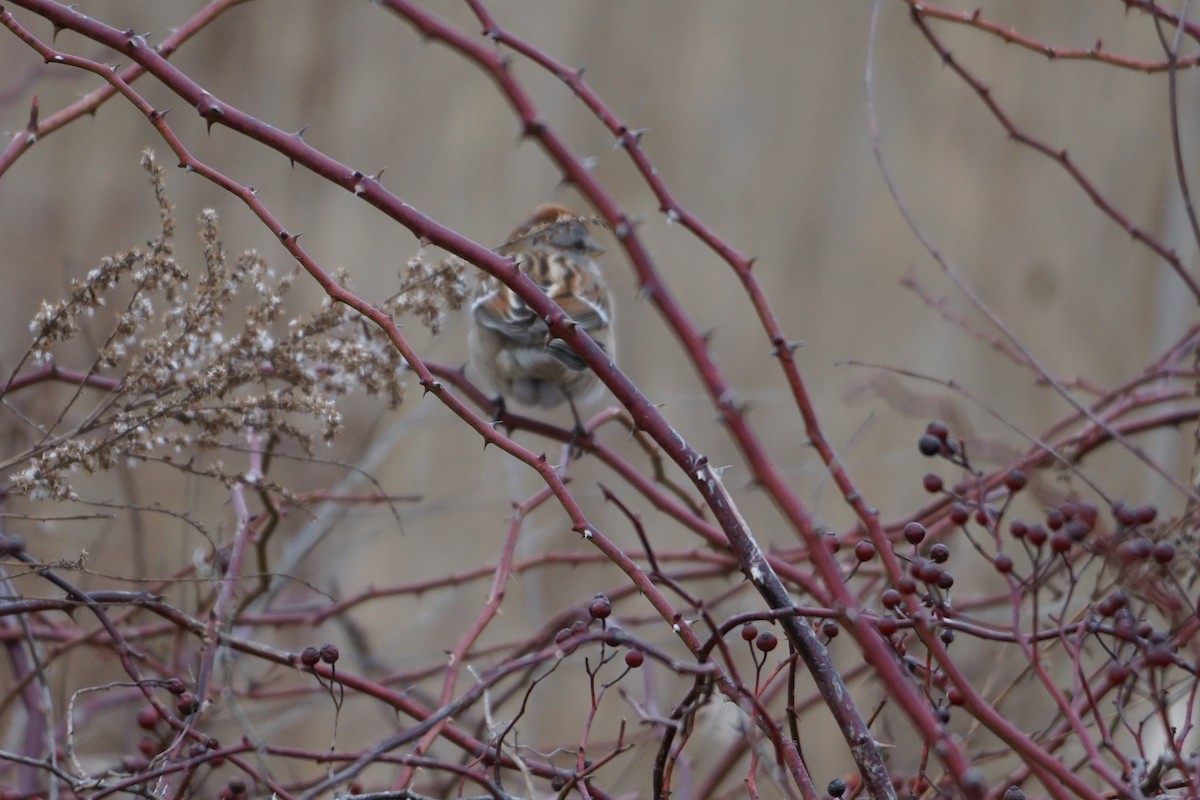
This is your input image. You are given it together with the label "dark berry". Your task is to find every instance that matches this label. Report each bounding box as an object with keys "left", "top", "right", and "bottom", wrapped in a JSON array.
[
  {"left": 854, "top": 540, "right": 876, "bottom": 562},
  {"left": 1010, "top": 519, "right": 1027, "bottom": 539},
  {"left": 949, "top": 504, "right": 970, "bottom": 525},
  {"left": 1065, "top": 518, "right": 1092, "bottom": 542},
  {"left": 1003, "top": 787, "right": 1027, "bottom": 800},
  {"left": 1114, "top": 502, "right": 1138, "bottom": 527},
  {"left": 828, "top": 777, "right": 847, "bottom": 797},
  {"left": 878, "top": 616, "right": 898, "bottom": 636},
  {"left": 821, "top": 620, "right": 839, "bottom": 638},
  {"left": 897, "top": 576, "right": 917, "bottom": 594},
  {"left": 936, "top": 571, "right": 954, "bottom": 590},
  {"left": 589, "top": 594, "right": 613, "bottom": 620},
  {"left": 923, "top": 473, "right": 944, "bottom": 493},
  {"left": 319, "top": 644, "right": 339, "bottom": 664},
  {"left": 881, "top": 589, "right": 902, "bottom": 609},
  {"left": 926, "top": 420, "right": 949, "bottom": 441},
  {"left": 165, "top": 678, "right": 187, "bottom": 696},
  {"left": 904, "top": 522, "right": 926, "bottom": 544},
  {"left": 176, "top": 692, "right": 199, "bottom": 715},
  {"left": 1135, "top": 505, "right": 1158, "bottom": 525},
  {"left": 755, "top": 631, "right": 778, "bottom": 652},
  {"left": 1004, "top": 469, "right": 1027, "bottom": 492},
  {"left": 1152, "top": 542, "right": 1176, "bottom": 564},
  {"left": 994, "top": 554, "right": 1013, "bottom": 573},
  {"left": 939, "top": 628, "right": 955, "bottom": 644},
  {"left": 929, "top": 543, "right": 950, "bottom": 563},
  {"left": 918, "top": 434, "right": 942, "bottom": 457},
  {"left": 299, "top": 647, "right": 320, "bottom": 667}
]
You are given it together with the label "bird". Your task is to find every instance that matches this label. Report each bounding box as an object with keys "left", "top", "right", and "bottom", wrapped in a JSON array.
[{"left": 469, "top": 204, "right": 614, "bottom": 428}]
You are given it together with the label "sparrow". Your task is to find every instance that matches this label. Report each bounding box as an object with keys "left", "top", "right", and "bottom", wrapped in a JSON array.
[{"left": 469, "top": 205, "right": 614, "bottom": 424}]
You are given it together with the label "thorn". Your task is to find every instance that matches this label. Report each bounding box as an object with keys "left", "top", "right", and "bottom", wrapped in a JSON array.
[
  {"left": 372, "top": 167, "right": 387, "bottom": 182},
  {"left": 294, "top": 124, "right": 310, "bottom": 139}
]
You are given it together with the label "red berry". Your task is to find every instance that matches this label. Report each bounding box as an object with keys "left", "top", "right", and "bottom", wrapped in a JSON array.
[
  {"left": 854, "top": 540, "right": 876, "bottom": 562},
  {"left": 881, "top": 589, "right": 902, "bottom": 609},
  {"left": 926, "top": 421, "right": 949, "bottom": 441},
  {"left": 994, "top": 554, "right": 1013, "bottom": 573},
  {"left": 741, "top": 623, "right": 758, "bottom": 641},
  {"left": 1010, "top": 519, "right": 1027, "bottom": 539},
  {"left": 949, "top": 504, "right": 970, "bottom": 525},
  {"left": 138, "top": 737, "right": 156, "bottom": 757},
  {"left": 299, "top": 647, "right": 320, "bottom": 667},
  {"left": 755, "top": 631, "right": 778, "bottom": 652},
  {"left": 947, "top": 687, "right": 964, "bottom": 706},
  {"left": 1050, "top": 531, "right": 1071, "bottom": 553},
  {"left": 1120, "top": 538, "right": 1152, "bottom": 564},
  {"left": 904, "top": 522, "right": 926, "bottom": 545},
  {"left": 589, "top": 594, "right": 613, "bottom": 620},
  {"left": 826, "top": 536, "right": 842, "bottom": 554},
  {"left": 165, "top": 678, "right": 186, "bottom": 696},
  {"left": 923, "top": 473, "right": 944, "bottom": 493},
  {"left": 319, "top": 644, "right": 339, "bottom": 664},
  {"left": 878, "top": 616, "right": 898, "bottom": 636},
  {"left": 136, "top": 707, "right": 159, "bottom": 731},
  {"left": 1004, "top": 469, "right": 1027, "bottom": 492},
  {"left": 1135, "top": 505, "right": 1158, "bottom": 525},
  {"left": 624, "top": 650, "right": 644, "bottom": 668},
  {"left": 1106, "top": 662, "right": 1131, "bottom": 684},
  {"left": 897, "top": 576, "right": 917, "bottom": 594},
  {"left": 1097, "top": 593, "right": 1126, "bottom": 617},
  {"left": 929, "top": 543, "right": 950, "bottom": 563},
  {"left": 1046, "top": 509, "right": 1064, "bottom": 531},
  {"left": 822, "top": 620, "right": 839, "bottom": 638},
  {"left": 1146, "top": 645, "right": 1173, "bottom": 668},
  {"left": 936, "top": 572, "right": 954, "bottom": 590},
  {"left": 1026, "top": 525, "right": 1048, "bottom": 547}
]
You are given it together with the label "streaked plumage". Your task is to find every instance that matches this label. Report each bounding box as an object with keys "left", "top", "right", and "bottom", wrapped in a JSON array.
[{"left": 469, "top": 205, "right": 614, "bottom": 410}]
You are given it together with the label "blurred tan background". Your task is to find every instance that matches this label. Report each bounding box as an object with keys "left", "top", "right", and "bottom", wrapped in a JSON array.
[{"left": 1, "top": 1, "right": 1197, "bottom": 794}]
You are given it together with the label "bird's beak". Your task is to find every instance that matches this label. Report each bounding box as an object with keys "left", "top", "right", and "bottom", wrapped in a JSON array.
[{"left": 590, "top": 243, "right": 605, "bottom": 256}]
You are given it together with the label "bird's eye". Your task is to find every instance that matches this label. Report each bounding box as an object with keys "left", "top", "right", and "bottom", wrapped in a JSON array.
[{"left": 572, "top": 238, "right": 589, "bottom": 252}]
